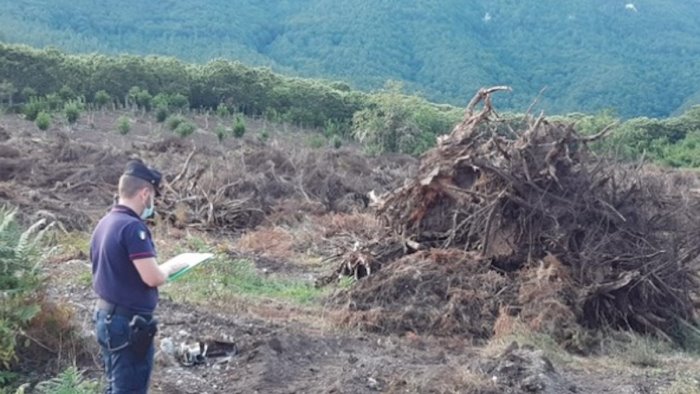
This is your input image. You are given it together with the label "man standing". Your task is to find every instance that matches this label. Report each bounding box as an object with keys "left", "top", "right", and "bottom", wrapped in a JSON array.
[{"left": 90, "top": 160, "right": 185, "bottom": 393}]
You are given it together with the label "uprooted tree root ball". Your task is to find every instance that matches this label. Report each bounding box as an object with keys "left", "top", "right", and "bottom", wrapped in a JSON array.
[{"left": 333, "top": 87, "right": 700, "bottom": 348}]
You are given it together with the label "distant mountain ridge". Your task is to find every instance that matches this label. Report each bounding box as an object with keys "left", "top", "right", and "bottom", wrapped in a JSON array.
[{"left": 1, "top": 0, "right": 699, "bottom": 117}]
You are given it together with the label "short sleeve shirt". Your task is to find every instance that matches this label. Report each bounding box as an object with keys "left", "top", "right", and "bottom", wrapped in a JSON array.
[{"left": 90, "top": 205, "right": 158, "bottom": 314}]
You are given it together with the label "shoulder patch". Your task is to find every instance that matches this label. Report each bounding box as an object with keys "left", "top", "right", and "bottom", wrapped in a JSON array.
[{"left": 138, "top": 230, "right": 147, "bottom": 240}]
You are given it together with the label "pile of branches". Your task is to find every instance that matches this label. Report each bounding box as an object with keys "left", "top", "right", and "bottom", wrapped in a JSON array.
[
  {"left": 153, "top": 142, "right": 415, "bottom": 233},
  {"left": 342, "top": 87, "right": 700, "bottom": 342},
  {"left": 155, "top": 148, "right": 273, "bottom": 232},
  {"left": 2, "top": 122, "right": 415, "bottom": 234},
  {"left": 0, "top": 133, "right": 126, "bottom": 230}
]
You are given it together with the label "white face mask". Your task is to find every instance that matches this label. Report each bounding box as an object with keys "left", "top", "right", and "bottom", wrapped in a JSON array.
[{"left": 140, "top": 192, "right": 154, "bottom": 220}]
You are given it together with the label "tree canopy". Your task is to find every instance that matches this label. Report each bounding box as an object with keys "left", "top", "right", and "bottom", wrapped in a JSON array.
[{"left": 0, "top": 0, "right": 698, "bottom": 118}]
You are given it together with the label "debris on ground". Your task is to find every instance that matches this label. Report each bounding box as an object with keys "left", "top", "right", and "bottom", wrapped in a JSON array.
[
  {"left": 482, "top": 341, "right": 577, "bottom": 394},
  {"left": 332, "top": 87, "right": 700, "bottom": 348},
  {"left": 0, "top": 125, "right": 416, "bottom": 233},
  {"left": 334, "top": 249, "right": 515, "bottom": 340},
  {"left": 160, "top": 337, "right": 238, "bottom": 367}
]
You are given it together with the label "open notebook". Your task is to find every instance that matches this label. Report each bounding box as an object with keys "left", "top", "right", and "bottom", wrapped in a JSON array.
[{"left": 166, "top": 253, "right": 214, "bottom": 282}]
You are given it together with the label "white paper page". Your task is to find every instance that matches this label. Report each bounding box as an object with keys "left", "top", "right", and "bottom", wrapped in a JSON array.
[{"left": 165, "top": 252, "right": 214, "bottom": 272}]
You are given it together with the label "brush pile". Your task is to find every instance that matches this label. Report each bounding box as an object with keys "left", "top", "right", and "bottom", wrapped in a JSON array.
[{"left": 335, "top": 87, "right": 700, "bottom": 347}]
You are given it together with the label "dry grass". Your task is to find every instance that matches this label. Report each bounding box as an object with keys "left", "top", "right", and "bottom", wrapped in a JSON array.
[
  {"left": 235, "top": 226, "right": 297, "bottom": 260},
  {"left": 599, "top": 332, "right": 675, "bottom": 369},
  {"left": 45, "top": 231, "right": 90, "bottom": 264},
  {"left": 385, "top": 367, "right": 500, "bottom": 394},
  {"left": 312, "top": 212, "right": 383, "bottom": 239},
  {"left": 485, "top": 316, "right": 573, "bottom": 365},
  {"left": 662, "top": 376, "right": 700, "bottom": 394},
  {"left": 233, "top": 212, "right": 385, "bottom": 267},
  {"left": 17, "top": 300, "right": 98, "bottom": 375}
]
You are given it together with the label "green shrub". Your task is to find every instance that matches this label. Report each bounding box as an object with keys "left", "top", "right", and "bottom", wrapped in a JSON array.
[
  {"left": 331, "top": 134, "right": 342, "bottom": 149},
  {"left": 24, "top": 98, "right": 48, "bottom": 121},
  {"left": 264, "top": 108, "right": 282, "bottom": 123},
  {"left": 152, "top": 93, "right": 170, "bottom": 109},
  {"left": 155, "top": 105, "right": 169, "bottom": 123},
  {"left": 153, "top": 93, "right": 189, "bottom": 111},
  {"left": 135, "top": 90, "right": 152, "bottom": 111},
  {"left": 215, "top": 125, "right": 230, "bottom": 142},
  {"left": 127, "top": 86, "right": 152, "bottom": 111},
  {"left": 44, "top": 93, "right": 64, "bottom": 111},
  {"left": 166, "top": 115, "right": 186, "bottom": 131},
  {"left": 94, "top": 90, "right": 111, "bottom": 108},
  {"left": 324, "top": 119, "right": 341, "bottom": 138},
  {"left": 350, "top": 82, "right": 460, "bottom": 155},
  {"left": 0, "top": 209, "right": 48, "bottom": 369},
  {"left": 216, "top": 103, "right": 230, "bottom": 118},
  {"left": 169, "top": 93, "right": 189, "bottom": 109},
  {"left": 233, "top": 115, "right": 246, "bottom": 138},
  {"left": 174, "top": 121, "right": 196, "bottom": 138},
  {"left": 64, "top": 101, "right": 81, "bottom": 124},
  {"left": 117, "top": 116, "right": 130, "bottom": 135},
  {"left": 259, "top": 129, "right": 269, "bottom": 143},
  {"left": 0, "top": 370, "right": 19, "bottom": 389},
  {"left": 58, "top": 85, "right": 76, "bottom": 101},
  {"left": 35, "top": 112, "right": 51, "bottom": 130}
]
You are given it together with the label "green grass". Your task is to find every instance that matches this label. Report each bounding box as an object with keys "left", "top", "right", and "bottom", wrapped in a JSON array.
[
  {"left": 164, "top": 256, "right": 326, "bottom": 305},
  {"left": 337, "top": 276, "right": 356, "bottom": 289},
  {"left": 164, "top": 234, "right": 215, "bottom": 257},
  {"left": 51, "top": 231, "right": 90, "bottom": 256},
  {"left": 56, "top": 230, "right": 326, "bottom": 305},
  {"left": 601, "top": 332, "right": 676, "bottom": 368},
  {"left": 76, "top": 269, "right": 92, "bottom": 286}
]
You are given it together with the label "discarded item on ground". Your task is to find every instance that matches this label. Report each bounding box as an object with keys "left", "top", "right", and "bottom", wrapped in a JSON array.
[
  {"left": 161, "top": 337, "right": 238, "bottom": 367},
  {"left": 483, "top": 341, "right": 576, "bottom": 394}
]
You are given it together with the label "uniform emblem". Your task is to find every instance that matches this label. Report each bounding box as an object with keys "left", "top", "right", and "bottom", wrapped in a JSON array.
[{"left": 139, "top": 230, "right": 147, "bottom": 240}]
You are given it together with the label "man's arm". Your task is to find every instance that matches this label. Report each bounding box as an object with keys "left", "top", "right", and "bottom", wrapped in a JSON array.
[{"left": 133, "top": 258, "right": 187, "bottom": 287}]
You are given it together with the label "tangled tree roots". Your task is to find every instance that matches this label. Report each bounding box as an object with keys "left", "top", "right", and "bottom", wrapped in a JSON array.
[{"left": 337, "top": 87, "right": 700, "bottom": 344}]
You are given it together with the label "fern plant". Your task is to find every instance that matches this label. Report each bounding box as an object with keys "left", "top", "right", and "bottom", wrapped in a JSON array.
[
  {"left": 0, "top": 208, "right": 50, "bottom": 369},
  {"left": 34, "top": 366, "right": 100, "bottom": 394}
]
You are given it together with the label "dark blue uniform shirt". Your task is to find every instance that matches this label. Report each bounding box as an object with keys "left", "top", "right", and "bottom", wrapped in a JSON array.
[{"left": 90, "top": 205, "right": 158, "bottom": 314}]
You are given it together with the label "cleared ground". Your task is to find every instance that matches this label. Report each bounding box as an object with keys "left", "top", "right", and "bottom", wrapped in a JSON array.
[{"left": 1, "top": 111, "right": 699, "bottom": 393}]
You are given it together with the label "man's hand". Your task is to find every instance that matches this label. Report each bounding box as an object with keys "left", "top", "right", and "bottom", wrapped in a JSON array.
[{"left": 133, "top": 257, "right": 187, "bottom": 287}]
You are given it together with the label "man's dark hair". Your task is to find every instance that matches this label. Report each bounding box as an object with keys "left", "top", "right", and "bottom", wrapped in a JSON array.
[{"left": 118, "top": 174, "right": 153, "bottom": 198}]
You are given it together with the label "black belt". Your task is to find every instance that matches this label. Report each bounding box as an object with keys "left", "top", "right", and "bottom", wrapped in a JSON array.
[{"left": 96, "top": 299, "right": 152, "bottom": 319}]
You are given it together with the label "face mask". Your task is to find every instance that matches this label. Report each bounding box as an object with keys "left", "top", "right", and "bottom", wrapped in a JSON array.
[{"left": 140, "top": 193, "right": 154, "bottom": 220}]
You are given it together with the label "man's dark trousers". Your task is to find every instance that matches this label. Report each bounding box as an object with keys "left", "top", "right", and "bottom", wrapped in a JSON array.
[{"left": 94, "top": 309, "right": 155, "bottom": 393}]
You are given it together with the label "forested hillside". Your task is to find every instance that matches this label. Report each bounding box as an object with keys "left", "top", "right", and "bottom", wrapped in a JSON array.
[
  {"left": 1, "top": 0, "right": 699, "bottom": 117},
  {"left": 2, "top": 43, "right": 700, "bottom": 167}
]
